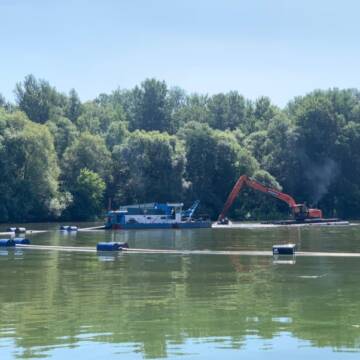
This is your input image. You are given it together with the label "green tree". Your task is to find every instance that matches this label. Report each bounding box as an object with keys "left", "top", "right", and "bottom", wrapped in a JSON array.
[
  {"left": 0, "top": 94, "right": 13, "bottom": 112},
  {"left": 207, "top": 91, "right": 247, "bottom": 130},
  {"left": 111, "top": 131, "right": 185, "bottom": 205},
  {"left": 105, "top": 121, "right": 128, "bottom": 150},
  {"left": 0, "top": 110, "right": 66, "bottom": 221},
  {"left": 66, "top": 88, "right": 83, "bottom": 122},
  {"left": 0, "top": 93, "right": 6, "bottom": 108},
  {"left": 258, "top": 114, "right": 299, "bottom": 195},
  {"left": 285, "top": 94, "right": 344, "bottom": 208},
  {"left": 333, "top": 121, "right": 360, "bottom": 217},
  {"left": 180, "top": 122, "right": 262, "bottom": 218},
  {"left": 253, "top": 96, "right": 278, "bottom": 128},
  {"left": 76, "top": 101, "right": 126, "bottom": 135},
  {"left": 46, "top": 115, "right": 79, "bottom": 157},
  {"left": 129, "top": 79, "right": 173, "bottom": 133},
  {"left": 15, "top": 74, "right": 67, "bottom": 123},
  {"left": 243, "top": 130, "right": 269, "bottom": 163},
  {"left": 66, "top": 168, "right": 106, "bottom": 220},
  {"left": 62, "top": 132, "right": 111, "bottom": 186},
  {"left": 172, "top": 94, "right": 209, "bottom": 128},
  {"left": 292, "top": 96, "right": 344, "bottom": 161}
]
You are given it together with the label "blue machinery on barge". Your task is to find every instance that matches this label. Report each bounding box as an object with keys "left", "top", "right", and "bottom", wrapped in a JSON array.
[{"left": 105, "top": 202, "right": 211, "bottom": 230}]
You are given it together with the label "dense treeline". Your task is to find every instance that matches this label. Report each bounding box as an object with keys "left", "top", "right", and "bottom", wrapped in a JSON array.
[{"left": 1, "top": 74, "right": 360, "bottom": 222}]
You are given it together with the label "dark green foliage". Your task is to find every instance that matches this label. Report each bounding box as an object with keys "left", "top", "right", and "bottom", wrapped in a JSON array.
[
  {"left": 180, "top": 122, "right": 264, "bottom": 218},
  {"left": 207, "top": 91, "right": 247, "bottom": 130},
  {"left": 66, "top": 89, "right": 83, "bottom": 122},
  {"left": 254, "top": 97, "right": 278, "bottom": 128},
  {"left": 333, "top": 122, "right": 360, "bottom": 217},
  {"left": 46, "top": 115, "right": 79, "bottom": 157},
  {"left": 0, "top": 94, "right": 6, "bottom": 108},
  {"left": 0, "top": 94, "right": 13, "bottom": 112},
  {"left": 65, "top": 168, "right": 105, "bottom": 220},
  {"left": 61, "top": 132, "right": 111, "bottom": 186},
  {"left": 111, "top": 131, "right": 184, "bottom": 206},
  {"left": 76, "top": 101, "right": 126, "bottom": 135},
  {"left": 127, "top": 79, "right": 175, "bottom": 133},
  {"left": 15, "top": 75, "right": 67, "bottom": 123},
  {"left": 172, "top": 94, "right": 209, "bottom": 128},
  {"left": 105, "top": 121, "right": 128, "bottom": 150},
  {"left": 2, "top": 76, "right": 360, "bottom": 221},
  {"left": 0, "top": 110, "right": 65, "bottom": 221}
]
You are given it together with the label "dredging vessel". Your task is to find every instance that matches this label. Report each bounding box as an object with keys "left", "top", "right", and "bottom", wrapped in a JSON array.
[{"left": 105, "top": 202, "right": 211, "bottom": 229}]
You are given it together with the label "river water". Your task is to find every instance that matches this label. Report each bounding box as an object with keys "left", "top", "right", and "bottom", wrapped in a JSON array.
[{"left": 1, "top": 222, "right": 360, "bottom": 359}]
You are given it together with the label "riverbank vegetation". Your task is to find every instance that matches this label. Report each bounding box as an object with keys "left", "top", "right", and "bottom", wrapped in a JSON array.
[{"left": 1, "top": 75, "right": 360, "bottom": 221}]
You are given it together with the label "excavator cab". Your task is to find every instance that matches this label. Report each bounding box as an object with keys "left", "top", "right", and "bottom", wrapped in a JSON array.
[
  {"left": 293, "top": 203, "right": 323, "bottom": 220},
  {"left": 292, "top": 204, "right": 309, "bottom": 221}
]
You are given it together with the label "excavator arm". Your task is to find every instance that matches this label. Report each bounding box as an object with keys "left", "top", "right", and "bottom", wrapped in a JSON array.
[
  {"left": 217, "top": 176, "right": 247, "bottom": 223},
  {"left": 217, "top": 175, "right": 322, "bottom": 222}
]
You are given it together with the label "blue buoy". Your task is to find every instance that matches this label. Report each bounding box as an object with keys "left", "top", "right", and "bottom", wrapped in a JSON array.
[
  {"left": 0, "top": 239, "right": 15, "bottom": 247},
  {"left": 273, "top": 244, "right": 296, "bottom": 255},
  {"left": 14, "top": 238, "right": 31, "bottom": 245},
  {"left": 96, "top": 242, "right": 128, "bottom": 251}
]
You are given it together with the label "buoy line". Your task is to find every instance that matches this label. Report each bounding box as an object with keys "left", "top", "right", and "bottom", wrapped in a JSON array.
[{"left": 13, "top": 244, "right": 360, "bottom": 258}]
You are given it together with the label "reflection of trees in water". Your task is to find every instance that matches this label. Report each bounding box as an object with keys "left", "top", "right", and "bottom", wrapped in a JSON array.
[{"left": 0, "top": 248, "right": 359, "bottom": 358}]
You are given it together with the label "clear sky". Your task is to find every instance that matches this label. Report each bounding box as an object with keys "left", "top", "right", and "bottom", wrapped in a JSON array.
[{"left": 1, "top": 0, "right": 360, "bottom": 107}]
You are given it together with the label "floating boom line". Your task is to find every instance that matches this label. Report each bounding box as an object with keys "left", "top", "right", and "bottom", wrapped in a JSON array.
[{"left": 13, "top": 244, "right": 360, "bottom": 258}]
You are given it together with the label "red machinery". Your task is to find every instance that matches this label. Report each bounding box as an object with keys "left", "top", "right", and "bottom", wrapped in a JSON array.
[{"left": 217, "top": 175, "right": 322, "bottom": 223}]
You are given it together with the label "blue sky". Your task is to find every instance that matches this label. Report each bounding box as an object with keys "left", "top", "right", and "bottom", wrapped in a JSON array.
[{"left": 1, "top": 0, "right": 359, "bottom": 106}]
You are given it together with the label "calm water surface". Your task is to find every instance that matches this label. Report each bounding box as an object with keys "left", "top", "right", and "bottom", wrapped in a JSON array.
[{"left": 1, "top": 223, "right": 360, "bottom": 359}]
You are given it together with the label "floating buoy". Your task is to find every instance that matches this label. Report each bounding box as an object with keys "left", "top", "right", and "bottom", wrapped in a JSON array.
[
  {"left": 96, "top": 242, "right": 129, "bottom": 251},
  {"left": 273, "top": 244, "right": 296, "bottom": 255},
  {"left": 60, "top": 225, "right": 78, "bottom": 231},
  {"left": 14, "top": 238, "right": 31, "bottom": 245},
  {"left": 0, "top": 239, "right": 15, "bottom": 247}
]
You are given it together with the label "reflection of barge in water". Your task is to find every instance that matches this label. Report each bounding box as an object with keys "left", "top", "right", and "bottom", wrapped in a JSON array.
[{"left": 105, "top": 202, "right": 211, "bottom": 229}]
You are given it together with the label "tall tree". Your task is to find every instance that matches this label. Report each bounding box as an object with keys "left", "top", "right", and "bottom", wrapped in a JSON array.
[
  {"left": 61, "top": 132, "right": 111, "bottom": 186},
  {"left": 76, "top": 101, "right": 126, "bottom": 135},
  {"left": 172, "top": 94, "right": 209, "bottom": 128},
  {"left": 65, "top": 168, "right": 106, "bottom": 220},
  {"left": 66, "top": 89, "right": 83, "bottom": 122},
  {"left": 111, "top": 131, "right": 185, "bottom": 206},
  {"left": 129, "top": 79, "right": 172, "bottom": 133},
  {"left": 207, "top": 91, "right": 247, "bottom": 130},
  {"left": 105, "top": 121, "right": 128, "bottom": 150},
  {"left": 46, "top": 115, "right": 79, "bottom": 157},
  {"left": 180, "top": 122, "right": 265, "bottom": 218},
  {"left": 15, "top": 74, "right": 67, "bottom": 123},
  {"left": 0, "top": 110, "right": 66, "bottom": 221}
]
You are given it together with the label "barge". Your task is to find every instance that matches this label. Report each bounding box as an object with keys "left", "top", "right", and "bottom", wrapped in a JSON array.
[
  {"left": 105, "top": 202, "right": 211, "bottom": 230},
  {"left": 262, "top": 218, "right": 349, "bottom": 225}
]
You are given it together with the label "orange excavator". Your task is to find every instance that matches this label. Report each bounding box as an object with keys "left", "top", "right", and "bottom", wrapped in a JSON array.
[{"left": 217, "top": 175, "right": 323, "bottom": 224}]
